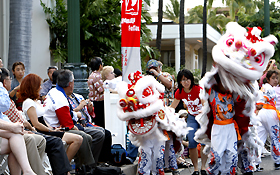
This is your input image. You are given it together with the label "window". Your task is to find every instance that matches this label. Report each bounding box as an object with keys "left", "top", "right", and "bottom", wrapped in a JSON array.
[{"left": 160, "top": 50, "right": 175, "bottom": 67}]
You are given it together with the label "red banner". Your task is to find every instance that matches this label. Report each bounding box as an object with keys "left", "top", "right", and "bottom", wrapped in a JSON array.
[
  {"left": 121, "top": 0, "right": 142, "bottom": 47},
  {"left": 121, "top": 0, "right": 142, "bottom": 82}
]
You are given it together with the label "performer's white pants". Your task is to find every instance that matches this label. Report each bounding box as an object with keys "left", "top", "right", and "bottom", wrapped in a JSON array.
[
  {"left": 164, "top": 134, "right": 178, "bottom": 170},
  {"left": 256, "top": 109, "right": 280, "bottom": 164},
  {"left": 207, "top": 123, "right": 237, "bottom": 175},
  {"left": 138, "top": 138, "right": 165, "bottom": 175}
]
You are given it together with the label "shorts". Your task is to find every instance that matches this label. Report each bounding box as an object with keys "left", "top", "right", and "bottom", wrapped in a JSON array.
[{"left": 186, "top": 113, "right": 200, "bottom": 148}]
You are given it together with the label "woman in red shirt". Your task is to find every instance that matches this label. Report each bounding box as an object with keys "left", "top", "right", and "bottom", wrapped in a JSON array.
[{"left": 170, "top": 69, "right": 207, "bottom": 175}]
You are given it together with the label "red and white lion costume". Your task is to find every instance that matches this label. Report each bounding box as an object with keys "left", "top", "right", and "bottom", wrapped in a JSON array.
[
  {"left": 116, "top": 71, "right": 188, "bottom": 175},
  {"left": 194, "top": 22, "right": 278, "bottom": 174}
]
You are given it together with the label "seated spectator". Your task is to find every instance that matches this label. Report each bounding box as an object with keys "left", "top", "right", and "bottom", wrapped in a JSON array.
[
  {"left": 40, "top": 66, "right": 58, "bottom": 101},
  {"left": 9, "top": 61, "right": 25, "bottom": 110},
  {"left": 1, "top": 68, "right": 72, "bottom": 175},
  {"left": 0, "top": 70, "right": 36, "bottom": 175},
  {"left": 1, "top": 67, "right": 46, "bottom": 174},
  {"left": 66, "top": 92, "right": 112, "bottom": 163},
  {"left": 54, "top": 70, "right": 105, "bottom": 162},
  {"left": 19, "top": 74, "right": 83, "bottom": 164},
  {"left": 51, "top": 69, "right": 107, "bottom": 164},
  {"left": 43, "top": 70, "right": 98, "bottom": 173}
]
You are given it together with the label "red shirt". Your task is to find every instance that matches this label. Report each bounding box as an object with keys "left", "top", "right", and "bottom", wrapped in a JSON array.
[{"left": 174, "top": 85, "right": 202, "bottom": 115}]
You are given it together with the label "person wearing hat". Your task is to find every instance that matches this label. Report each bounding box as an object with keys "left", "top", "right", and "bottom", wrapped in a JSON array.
[
  {"left": 146, "top": 59, "right": 174, "bottom": 106},
  {"left": 146, "top": 59, "right": 178, "bottom": 174}
]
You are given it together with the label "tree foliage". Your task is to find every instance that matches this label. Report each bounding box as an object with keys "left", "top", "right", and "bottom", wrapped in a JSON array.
[
  {"left": 163, "top": 0, "right": 180, "bottom": 23},
  {"left": 238, "top": 1, "right": 280, "bottom": 63},
  {"left": 40, "top": 0, "right": 159, "bottom": 69},
  {"left": 208, "top": 0, "right": 257, "bottom": 21},
  {"left": 163, "top": 0, "right": 230, "bottom": 33},
  {"left": 185, "top": 5, "right": 230, "bottom": 33}
]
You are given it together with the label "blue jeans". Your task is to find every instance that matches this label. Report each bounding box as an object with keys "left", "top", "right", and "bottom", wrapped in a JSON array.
[{"left": 187, "top": 114, "right": 201, "bottom": 148}]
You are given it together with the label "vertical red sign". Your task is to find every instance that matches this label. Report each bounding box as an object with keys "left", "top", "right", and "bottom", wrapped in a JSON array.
[{"left": 121, "top": 0, "right": 142, "bottom": 82}]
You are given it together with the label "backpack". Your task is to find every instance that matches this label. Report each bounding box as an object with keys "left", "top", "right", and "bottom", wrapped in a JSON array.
[
  {"left": 111, "top": 144, "right": 127, "bottom": 166},
  {"left": 95, "top": 166, "right": 123, "bottom": 175}
]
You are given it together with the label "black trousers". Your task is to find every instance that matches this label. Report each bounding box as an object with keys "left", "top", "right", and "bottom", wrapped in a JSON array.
[
  {"left": 92, "top": 100, "right": 105, "bottom": 128},
  {"left": 98, "top": 129, "right": 112, "bottom": 162},
  {"left": 34, "top": 131, "right": 72, "bottom": 175}
]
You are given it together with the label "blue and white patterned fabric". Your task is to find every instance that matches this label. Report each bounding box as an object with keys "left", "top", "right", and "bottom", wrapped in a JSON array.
[{"left": 0, "top": 82, "right": 11, "bottom": 121}]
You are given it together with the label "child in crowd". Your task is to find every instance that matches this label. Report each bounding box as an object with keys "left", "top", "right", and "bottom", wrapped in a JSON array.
[{"left": 259, "top": 59, "right": 278, "bottom": 88}]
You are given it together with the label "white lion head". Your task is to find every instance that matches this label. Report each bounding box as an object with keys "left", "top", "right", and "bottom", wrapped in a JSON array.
[
  {"left": 116, "top": 71, "right": 165, "bottom": 121},
  {"left": 212, "top": 22, "right": 278, "bottom": 82}
]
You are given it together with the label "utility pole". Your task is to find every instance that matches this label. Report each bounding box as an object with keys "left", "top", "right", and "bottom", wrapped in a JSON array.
[
  {"left": 264, "top": 0, "right": 270, "bottom": 37},
  {"left": 66, "top": 0, "right": 88, "bottom": 99},
  {"left": 67, "top": 0, "right": 80, "bottom": 63}
]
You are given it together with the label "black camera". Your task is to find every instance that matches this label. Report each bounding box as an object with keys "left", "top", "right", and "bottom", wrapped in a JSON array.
[
  {"left": 60, "top": 127, "right": 69, "bottom": 131},
  {"left": 146, "top": 70, "right": 154, "bottom": 76},
  {"left": 79, "top": 119, "right": 86, "bottom": 125},
  {"left": 146, "top": 67, "right": 157, "bottom": 76}
]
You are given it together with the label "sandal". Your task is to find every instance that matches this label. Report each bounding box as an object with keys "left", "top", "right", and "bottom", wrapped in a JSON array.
[
  {"left": 178, "top": 162, "right": 190, "bottom": 168},
  {"left": 186, "top": 162, "right": 193, "bottom": 167},
  {"left": 172, "top": 170, "right": 180, "bottom": 175}
]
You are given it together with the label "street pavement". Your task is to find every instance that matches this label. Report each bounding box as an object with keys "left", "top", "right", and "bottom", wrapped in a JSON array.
[{"left": 165, "top": 155, "right": 280, "bottom": 175}]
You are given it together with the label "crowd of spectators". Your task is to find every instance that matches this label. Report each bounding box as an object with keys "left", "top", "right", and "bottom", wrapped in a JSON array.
[
  {"left": 0, "top": 59, "right": 115, "bottom": 175},
  {"left": 6, "top": 57, "right": 280, "bottom": 175}
]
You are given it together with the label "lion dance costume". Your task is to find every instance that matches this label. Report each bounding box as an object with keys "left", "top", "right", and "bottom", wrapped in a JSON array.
[
  {"left": 194, "top": 22, "right": 278, "bottom": 175},
  {"left": 116, "top": 71, "right": 188, "bottom": 175}
]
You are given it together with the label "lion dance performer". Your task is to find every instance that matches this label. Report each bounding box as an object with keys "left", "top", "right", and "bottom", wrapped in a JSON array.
[
  {"left": 116, "top": 71, "right": 188, "bottom": 175},
  {"left": 194, "top": 22, "right": 278, "bottom": 175}
]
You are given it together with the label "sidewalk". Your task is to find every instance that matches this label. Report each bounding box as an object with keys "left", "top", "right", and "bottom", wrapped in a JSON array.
[{"left": 120, "top": 158, "right": 202, "bottom": 175}]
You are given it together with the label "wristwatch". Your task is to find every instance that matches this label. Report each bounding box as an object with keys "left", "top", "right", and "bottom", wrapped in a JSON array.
[{"left": 157, "top": 73, "right": 162, "bottom": 78}]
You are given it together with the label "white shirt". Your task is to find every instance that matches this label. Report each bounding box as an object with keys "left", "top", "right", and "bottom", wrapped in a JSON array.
[
  {"left": 22, "top": 98, "right": 45, "bottom": 121},
  {"left": 43, "top": 88, "right": 69, "bottom": 127},
  {"left": 104, "top": 76, "right": 122, "bottom": 90}
]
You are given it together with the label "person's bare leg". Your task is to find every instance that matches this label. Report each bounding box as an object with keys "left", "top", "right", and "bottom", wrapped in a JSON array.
[
  {"left": 1, "top": 138, "right": 21, "bottom": 175},
  {"left": 200, "top": 145, "right": 208, "bottom": 170},
  {"left": 8, "top": 152, "right": 21, "bottom": 175},
  {"left": 189, "top": 148, "right": 199, "bottom": 171},
  {"left": 0, "top": 130, "right": 36, "bottom": 175},
  {"left": 62, "top": 133, "right": 83, "bottom": 161}
]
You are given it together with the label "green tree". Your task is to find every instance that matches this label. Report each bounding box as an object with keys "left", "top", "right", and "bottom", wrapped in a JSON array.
[
  {"left": 41, "top": 0, "right": 159, "bottom": 69},
  {"left": 163, "top": 0, "right": 180, "bottom": 23},
  {"left": 208, "top": 0, "right": 257, "bottom": 21},
  {"left": 185, "top": 5, "right": 230, "bottom": 33},
  {"left": 238, "top": 1, "right": 280, "bottom": 63}
]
